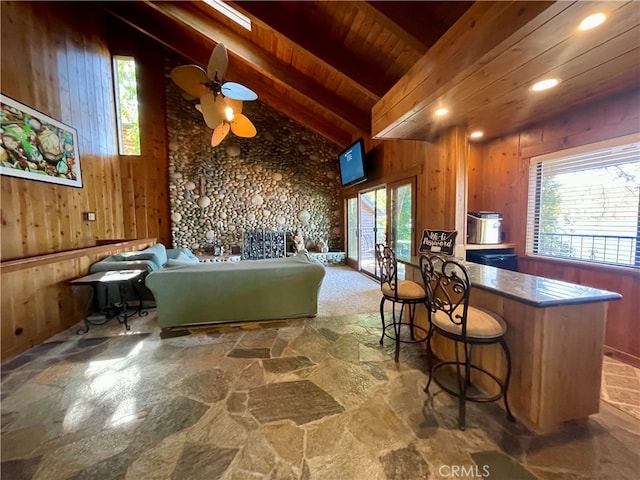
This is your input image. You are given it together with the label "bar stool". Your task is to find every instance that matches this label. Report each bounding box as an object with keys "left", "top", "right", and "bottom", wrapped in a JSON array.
[
  {"left": 375, "top": 244, "right": 429, "bottom": 362},
  {"left": 419, "top": 254, "right": 514, "bottom": 430}
]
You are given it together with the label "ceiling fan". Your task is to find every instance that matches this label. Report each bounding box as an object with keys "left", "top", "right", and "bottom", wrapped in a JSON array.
[{"left": 170, "top": 43, "right": 258, "bottom": 147}]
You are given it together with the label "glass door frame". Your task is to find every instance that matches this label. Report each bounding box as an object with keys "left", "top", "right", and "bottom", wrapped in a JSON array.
[
  {"left": 387, "top": 177, "right": 417, "bottom": 261},
  {"left": 358, "top": 186, "right": 387, "bottom": 277},
  {"left": 343, "top": 176, "right": 417, "bottom": 279}
]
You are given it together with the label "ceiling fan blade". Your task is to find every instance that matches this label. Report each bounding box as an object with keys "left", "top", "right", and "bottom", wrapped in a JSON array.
[
  {"left": 170, "top": 65, "right": 209, "bottom": 98},
  {"left": 207, "top": 43, "right": 228, "bottom": 81},
  {"left": 195, "top": 104, "right": 202, "bottom": 113},
  {"left": 200, "top": 91, "right": 225, "bottom": 129},
  {"left": 230, "top": 113, "right": 257, "bottom": 138},
  {"left": 211, "top": 122, "right": 230, "bottom": 147},
  {"left": 221, "top": 82, "right": 258, "bottom": 101},
  {"left": 224, "top": 97, "right": 243, "bottom": 115}
]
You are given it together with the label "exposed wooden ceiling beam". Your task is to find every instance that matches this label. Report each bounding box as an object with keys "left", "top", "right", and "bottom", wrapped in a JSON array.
[
  {"left": 145, "top": 1, "right": 370, "bottom": 137},
  {"left": 232, "top": 1, "right": 388, "bottom": 100},
  {"left": 358, "top": 2, "right": 428, "bottom": 55},
  {"left": 99, "top": 2, "right": 352, "bottom": 146}
]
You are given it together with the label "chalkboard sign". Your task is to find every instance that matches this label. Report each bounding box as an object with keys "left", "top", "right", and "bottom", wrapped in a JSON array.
[{"left": 419, "top": 229, "right": 458, "bottom": 255}]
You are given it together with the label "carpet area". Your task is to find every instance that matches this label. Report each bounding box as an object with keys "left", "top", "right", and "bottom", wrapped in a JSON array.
[{"left": 317, "top": 265, "right": 384, "bottom": 317}]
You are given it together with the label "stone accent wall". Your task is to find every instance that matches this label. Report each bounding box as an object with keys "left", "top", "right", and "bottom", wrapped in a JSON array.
[{"left": 164, "top": 55, "right": 343, "bottom": 253}]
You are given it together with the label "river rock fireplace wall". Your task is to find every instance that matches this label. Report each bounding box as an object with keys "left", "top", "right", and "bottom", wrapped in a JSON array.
[{"left": 164, "top": 55, "right": 343, "bottom": 253}]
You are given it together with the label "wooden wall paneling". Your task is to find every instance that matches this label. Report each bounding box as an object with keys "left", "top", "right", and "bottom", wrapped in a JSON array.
[
  {"left": 0, "top": 180, "right": 20, "bottom": 260},
  {"left": 419, "top": 127, "right": 468, "bottom": 233},
  {"left": 475, "top": 134, "right": 523, "bottom": 250},
  {"left": 120, "top": 158, "right": 137, "bottom": 240},
  {"left": 0, "top": 1, "right": 133, "bottom": 260},
  {"left": 107, "top": 21, "right": 172, "bottom": 246},
  {"left": 0, "top": 239, "right": 157, "bottom": 360},
  {"left": 519, "top": 257, "right": 640, "bottom": 363},
  {"left": 468, "top": 90, "right": 640, "bottom": 361}
]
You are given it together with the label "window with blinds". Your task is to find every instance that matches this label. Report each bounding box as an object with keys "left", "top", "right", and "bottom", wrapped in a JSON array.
[{"left": 526, "top": 133, "right": 640, "bottom": 268}]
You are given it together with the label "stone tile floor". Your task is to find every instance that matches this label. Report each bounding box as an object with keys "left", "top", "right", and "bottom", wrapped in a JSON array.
[
  {"left": 601, "top": 356, "right": 640, "bottom": 421},
  {"left": 1, "top": 312, "right": 639, "bottom": 479}
]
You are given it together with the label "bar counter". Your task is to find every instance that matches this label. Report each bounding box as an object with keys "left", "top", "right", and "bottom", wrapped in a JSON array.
[{"left": 399, "top": 256, "right": 622, "bottom": 432}]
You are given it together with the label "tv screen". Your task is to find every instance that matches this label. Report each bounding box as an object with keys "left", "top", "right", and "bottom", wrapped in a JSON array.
[{"left": 338, "top": 138, "right": 366, "bottom": 187}]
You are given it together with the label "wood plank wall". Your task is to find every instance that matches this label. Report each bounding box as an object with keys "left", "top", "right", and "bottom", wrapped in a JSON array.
[
  {"left": 0, "top": 1, "right": 124, "bottom": 260},
  {"left": 343, "top": 126, "right": 468, "bottom": 253},
  {"left": 0, "top": 2, "right": 172, "bottom": 359},
  {"left": 0, "top": 239, "right": 156, "bottom": 360},
  {"left": 468, "top": 88, "right": 640, "bottom": 363},
  {"left": 0, "top": 2, "right": 171, "bottom": 262},
  {"left": 107, "top": 17, "right": 171, "bottom": 248}
]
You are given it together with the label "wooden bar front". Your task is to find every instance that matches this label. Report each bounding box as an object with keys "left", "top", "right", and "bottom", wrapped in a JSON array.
[{"left": 405, "top": 264, "right": 611, "bottom": 433}]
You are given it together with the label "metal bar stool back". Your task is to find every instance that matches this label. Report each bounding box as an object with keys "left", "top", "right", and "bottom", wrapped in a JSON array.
[
  {"left": 375, "top": 244, "right": 429, "bottom": 362},
  {"left": 419, "top": 254, "right": 514, "bottom": 430}
]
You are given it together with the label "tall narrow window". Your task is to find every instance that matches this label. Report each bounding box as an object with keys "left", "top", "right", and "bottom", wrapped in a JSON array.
[
  {"left": 526, "top": 134, "right": 640, "bottom": 268},
  {"left": 113, "top": 56, "right": 141, "bottom": 156}
]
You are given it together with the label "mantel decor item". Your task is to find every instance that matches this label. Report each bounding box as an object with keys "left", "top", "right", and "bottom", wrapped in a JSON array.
[{"left": 0, "top": 93, "right": 82, "bottom": 188}]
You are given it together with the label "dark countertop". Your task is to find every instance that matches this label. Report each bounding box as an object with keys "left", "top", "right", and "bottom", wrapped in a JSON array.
[{"left": 398, "top": 256, "right": 622, "bottom": 308}]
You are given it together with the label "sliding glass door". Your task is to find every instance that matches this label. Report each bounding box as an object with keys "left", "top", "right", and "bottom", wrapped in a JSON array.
[
  {"left": 359, "top": 188, "right": 387, "bottom": 275},
  {"left": 388, "top": 180, "right": 415, "bottom": 260},
  {"left": 346, "top": 196, "right": 358, "bottom": 268},
  {"left": 344, "top": 178, "right": 415, "bottom": 279}
]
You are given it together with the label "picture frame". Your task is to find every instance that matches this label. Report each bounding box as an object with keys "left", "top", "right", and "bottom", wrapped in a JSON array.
[{"left": 0, "top": 93, "right": 82, "bottom": 188}]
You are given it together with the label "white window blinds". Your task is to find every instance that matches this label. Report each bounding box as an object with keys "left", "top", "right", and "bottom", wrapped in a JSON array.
[{"left": 526, "top": 133, "right": 640, "bottom": 268}]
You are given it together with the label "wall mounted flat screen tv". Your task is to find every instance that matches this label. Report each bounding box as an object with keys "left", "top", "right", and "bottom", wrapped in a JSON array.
[{"left": 338, "top": 138, "right": 367, "bottom": 187}]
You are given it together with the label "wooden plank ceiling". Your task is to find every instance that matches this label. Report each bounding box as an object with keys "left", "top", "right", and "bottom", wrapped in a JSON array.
[{"left": 102, "top": 1, "right": 639, "bottom": 147}]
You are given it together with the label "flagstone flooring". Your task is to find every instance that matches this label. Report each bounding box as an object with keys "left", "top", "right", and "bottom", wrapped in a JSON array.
[{"left": 1, "top": 312, "right": 639, "bottom": 480}]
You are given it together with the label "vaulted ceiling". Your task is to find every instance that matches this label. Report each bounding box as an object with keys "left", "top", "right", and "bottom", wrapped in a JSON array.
[{"left": 103, "top": 1, "right": 640, "bottom": 147}]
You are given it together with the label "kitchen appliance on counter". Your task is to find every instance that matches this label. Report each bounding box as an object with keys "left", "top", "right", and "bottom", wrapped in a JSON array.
[{"left": 467, "top": 211, "right": 502, "bottom": 244}]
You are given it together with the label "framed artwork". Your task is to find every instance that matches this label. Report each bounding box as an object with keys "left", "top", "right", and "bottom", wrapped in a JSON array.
[
  {"left": 0, "top": 94, "right": 82, "bottom": 188},
  {"left": 419, "top": 229, "right": 458, "bottom": 255}
]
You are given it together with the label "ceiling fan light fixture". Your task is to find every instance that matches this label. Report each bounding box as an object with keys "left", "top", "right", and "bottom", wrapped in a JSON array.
[
  {"left": 579, "top": 13, "right": 606, "bottom": 31},
  {"left": 171, "top": 43, "right": 258, "bottom": 148},
  {"left": 530, "top": 78, "right": 559, "bottom": 92}
]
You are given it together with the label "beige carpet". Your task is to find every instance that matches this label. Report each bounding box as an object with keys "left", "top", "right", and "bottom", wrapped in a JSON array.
[{"left": 317, "top": 266, "right": 384, "bottom": 317}]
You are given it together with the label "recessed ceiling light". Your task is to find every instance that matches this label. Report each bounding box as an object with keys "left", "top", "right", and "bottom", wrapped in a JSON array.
[
  {"left": 435, "top": 108, "right": 448, "bottom": 116},
  {"left": 579, "top": 13, "right": 606, "bottom": 31},
  {"left": 530, "top": 78, "right": 560, "bottom": 92},
  {"left": 469, "top": 131, "right": 484, "bottom": 139}
]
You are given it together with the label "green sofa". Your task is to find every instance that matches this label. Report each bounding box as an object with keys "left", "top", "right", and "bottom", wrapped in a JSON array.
[
  {"left": 145, "top": 254, "right": 326, "bottom": 329},
  {"left": 88, "top": 243, "right": 200, "bottom": 304}
]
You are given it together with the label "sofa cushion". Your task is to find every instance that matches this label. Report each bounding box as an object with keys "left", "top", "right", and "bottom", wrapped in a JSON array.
[
  {"left": 139, "top": 243, "right": 168, "bottom": 267},
  {"left": 165, "top": 251, "right": 198, "bottom": 268},
  {"left": 167, "top": 248, "right": 200, "bottom": 263}
]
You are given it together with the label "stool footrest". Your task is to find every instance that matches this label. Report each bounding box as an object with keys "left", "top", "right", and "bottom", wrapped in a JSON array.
[
  {"left": 382, "top": 322, "right": 429, "bottom": 344},
  {"left": 431, "top": 361, "right": 506, "bottom": 403}
]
